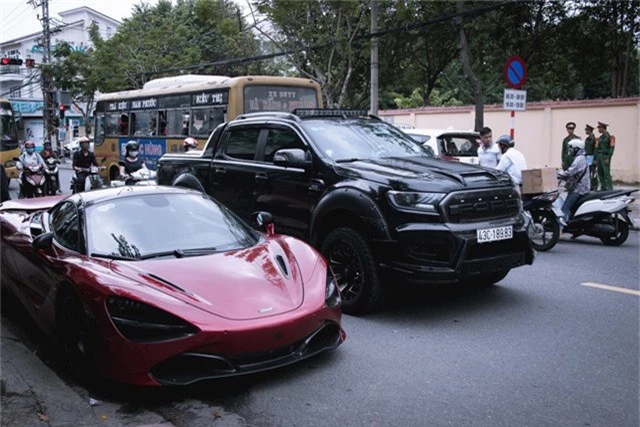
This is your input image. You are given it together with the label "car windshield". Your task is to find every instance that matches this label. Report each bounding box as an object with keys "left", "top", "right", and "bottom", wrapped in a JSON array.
[
  {"left": 85, "top": 193, "right": 259, "bottom": 259},
  {"left": 301, "top": 118, "right": 432, "bottom": 161}
]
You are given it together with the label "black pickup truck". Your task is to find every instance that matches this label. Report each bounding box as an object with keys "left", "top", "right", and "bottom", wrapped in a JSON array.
[{"left": 157, "top": 109, "right": 534, "bottom": 314}]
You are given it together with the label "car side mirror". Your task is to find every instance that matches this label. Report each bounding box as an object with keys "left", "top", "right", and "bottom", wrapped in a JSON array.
[
  {"left": 253, "top": 211, "right": 275, "bottom": 235},
  {"left": 273, "top": 148, "right": 312, "bottom": 168},
  {"left": 33, "top": 231, "right": 54, "bottom": 250}
]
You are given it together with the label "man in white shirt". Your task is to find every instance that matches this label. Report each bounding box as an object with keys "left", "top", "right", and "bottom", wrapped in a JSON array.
[
  {"left": 495, "top": 135, "right": 527, "bottom": 188},
  {"left": 478, "top": 127, "right": 501, "bottom": 168}
]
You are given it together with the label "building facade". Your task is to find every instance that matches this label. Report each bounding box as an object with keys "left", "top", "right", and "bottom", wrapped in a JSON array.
[{"left": 0, "top": 7, "right": 120, "bottom": 147}]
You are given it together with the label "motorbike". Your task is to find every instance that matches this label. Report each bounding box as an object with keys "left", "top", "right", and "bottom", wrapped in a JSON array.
[
  {"left": 110, "top": 169, "right": 157, "bottom": 187},
  {"left": 71, "top": 165, "right": 106, "bottom": 193},
  {"left": 553, "top": 188, "right": 637, "bottom": 246},
  {"left": 43, "top": 157, "right": 60, "bottom": 196},
  {"left": 522, "top": 190, "right": 562, "bottom": 251},
  {"left": 14, "top": 158, "right": 45, "bottom": 199}
]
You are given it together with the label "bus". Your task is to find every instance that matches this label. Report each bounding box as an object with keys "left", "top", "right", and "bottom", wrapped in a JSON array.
[
  {"left": 93, "top": 75, "right": 323, "bottom": 183},
  {"left": 0, "top": 97, "right": 22, "bottom": 181}
]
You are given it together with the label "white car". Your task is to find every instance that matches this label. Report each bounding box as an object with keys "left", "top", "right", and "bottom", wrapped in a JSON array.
[{"left": 404, "top": 128, "right": 481, "bottom": 165}]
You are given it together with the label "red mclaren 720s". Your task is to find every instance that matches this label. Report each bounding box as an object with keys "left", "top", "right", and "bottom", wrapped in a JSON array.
[{"left": 0, "top": 185, "right": 344, "bottom": 386}]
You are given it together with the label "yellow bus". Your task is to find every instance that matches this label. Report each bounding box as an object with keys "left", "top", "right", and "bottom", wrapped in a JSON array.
[
  {"left": 93, "top": 75, "right": 323, "bottom": 183},
  {"left": 0, "top": 97, "right": 22, "bottom": 181}
]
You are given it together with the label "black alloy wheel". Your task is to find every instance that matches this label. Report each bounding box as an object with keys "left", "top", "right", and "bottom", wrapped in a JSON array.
[
  {"left": 600, "top": 216, "right": 629, "bottom": 246},
  {"left": 320, "top": 227, "right": 382, "bottom": 315},
  {"left": 529, "top": 209, "right": 560, "bottom": 251}
]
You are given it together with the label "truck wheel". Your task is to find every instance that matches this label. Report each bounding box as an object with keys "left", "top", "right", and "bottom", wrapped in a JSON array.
[{"left": 320, "top": 227, "right": 382, "bottom": 315}]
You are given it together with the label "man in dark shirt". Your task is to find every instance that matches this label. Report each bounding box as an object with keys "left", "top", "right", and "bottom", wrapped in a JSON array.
[{"left": 72, "top": 137, "right": 99, "bottom": 192}]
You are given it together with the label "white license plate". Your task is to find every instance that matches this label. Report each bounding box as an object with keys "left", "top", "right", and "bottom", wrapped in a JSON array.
[{"left": 477, "top": 226, "right": 513, "bottom": 243}]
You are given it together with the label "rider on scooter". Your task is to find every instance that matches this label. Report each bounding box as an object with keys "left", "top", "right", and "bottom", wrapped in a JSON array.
[
  {"left": 40, "top": 141, "right": 62, "bottom": 193},
  {"left": 16, "top": 141, "right": 45, "bottom": 197},
  {"left": 119, "top": 140, "right": 148, "bottom": 184},
  {"left": 557, "top": 139, "right": 590, "bottom": 222},
  {"left": 72, "top": 137, "right": 99, "bottom": 193}
]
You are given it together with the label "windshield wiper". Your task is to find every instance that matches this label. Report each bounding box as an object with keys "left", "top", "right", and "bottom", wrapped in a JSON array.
[
  {"left": 137, "top": 247, "right": 220, "bottom": 260},
  {"left": 335, "top": 158, "right": 364, "bottom": 163},
  {"left": 91, "top": 252, "right": 140, "bottom": 261}
]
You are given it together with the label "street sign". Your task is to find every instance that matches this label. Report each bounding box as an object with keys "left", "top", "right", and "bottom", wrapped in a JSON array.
[
  {"left": 504, "top": 55, "right": 527, "bottom": 89},
  {"left": 504, "top": 89, "right": 527, "bottom": 111}
]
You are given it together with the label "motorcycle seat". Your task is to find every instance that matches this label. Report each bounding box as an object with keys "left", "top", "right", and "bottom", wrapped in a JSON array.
[{"left": 570, "top": 190, "right": 630, "bottom": 215}]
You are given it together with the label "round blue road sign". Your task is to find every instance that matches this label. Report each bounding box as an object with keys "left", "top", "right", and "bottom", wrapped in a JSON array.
[{"left": 504, "top": 55, "right": 527, "bottom": 89}]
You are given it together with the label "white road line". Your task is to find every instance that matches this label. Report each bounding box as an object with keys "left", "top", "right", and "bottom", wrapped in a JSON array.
[{"left": 581, "top": 282, "right": 640, "bottom": 297}]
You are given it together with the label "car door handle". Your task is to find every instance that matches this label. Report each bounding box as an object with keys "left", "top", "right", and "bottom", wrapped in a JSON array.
[
  {"left": 309, "top": 179, "right": 325, "bottom": 192},
  {"left": 255, "top": 172, "right": 268, "bottom": 182},
  {"left": 213, "top": 167, "right": 226, "bottom": 175}
]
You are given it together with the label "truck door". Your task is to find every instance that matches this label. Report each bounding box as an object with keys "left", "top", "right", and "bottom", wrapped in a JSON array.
[
  {"left": 210, "top": 126, "right": 263, "bottom": 224},
  {"left": 253, "top": 125, "right": 317, "bottom": 240}
]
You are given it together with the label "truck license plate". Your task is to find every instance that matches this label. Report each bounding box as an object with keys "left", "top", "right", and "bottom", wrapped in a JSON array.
[{"left": 477, "top": 226, "right": 513, "bottom": 243}]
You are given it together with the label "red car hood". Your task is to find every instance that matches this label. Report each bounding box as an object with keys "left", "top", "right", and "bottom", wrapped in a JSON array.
[{"left": 110, "top": 240, "right": 305, "bottom": 320}]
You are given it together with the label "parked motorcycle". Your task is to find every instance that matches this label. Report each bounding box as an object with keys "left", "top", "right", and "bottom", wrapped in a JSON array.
[
  {"left": 522, "top": 190, "right": 562, "bottom": 251},
  {"left": 110, "top": 169, "right": 157, "bottom": 187},
  {"left": 71, "top": 165, "right": 106, "bottom": 193},
  {"left": 14, "top": 158, "right": 45, "bottom": 199},
  {"left": 553, "top": 189, "right": 637, "bottom": 246},
  {"left": 43, "top": 157, "right": 60, "bottom": 196}
]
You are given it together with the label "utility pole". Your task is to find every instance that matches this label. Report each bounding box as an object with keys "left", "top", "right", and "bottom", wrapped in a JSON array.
[
  {"left": 370, "top": 0, "right": 378, "bottom": 115},
  {"left": 29, "top": 0, "right": 57, "bottom": 152}
]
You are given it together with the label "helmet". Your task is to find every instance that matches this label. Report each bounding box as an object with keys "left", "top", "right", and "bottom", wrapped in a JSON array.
[
  {"left": 24, "top": 141, "right": 36, "bottom": 149},
  {"left": 78, "top": 136, "right": 90, "bottom": 150},
  {"left": 125, "top": 140, "right": 139, "bottom": 153},
  {"left": 568, "top": 138, "right": 585, "bottom": 150},
  {"left": 183, "top": 137, "right": 198, "bottom": 150},
  {"left": 43, "top": 141, "right": 52, "bottom": 149},
  {"left": 496, "top": 135, "right": 514, "bottom": 148}
]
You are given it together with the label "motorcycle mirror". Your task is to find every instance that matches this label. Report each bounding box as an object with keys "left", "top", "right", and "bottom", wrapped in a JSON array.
[{"left": 33, "top": 231, "right": 54, "bottom": 250}]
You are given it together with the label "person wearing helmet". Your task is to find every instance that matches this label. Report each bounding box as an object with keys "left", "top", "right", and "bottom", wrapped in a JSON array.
[
  {"left": 183, "top": 137, "right": 198, "bottom": 152},
  {"left": 16, "top": 141, "right": 45, "bottom": 197},
  {"left": 40, "top": 141, "right": 61, "bottom": 193},
  {"left": 118, "top": 140, "right": 148, "bottom": 180},
  {"left": 557, "top": 138, "right": 590, "bottom": 222},
  {"left": 72, "top": 136, "right": 99, "bottom": 192},
  {"left": 494, "top": 135, "right": 527, "bottom": 192}
]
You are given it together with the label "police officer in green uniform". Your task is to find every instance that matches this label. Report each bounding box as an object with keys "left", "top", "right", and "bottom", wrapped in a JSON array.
[
  {"left": 584, "top": 124, "right": 598, "bottom": 190},
  {"left": 561, "top": 122, "right": 578, "bottom": 170},
  {"left": 594, "top": 121, "right": 614, "bottom": 191}
]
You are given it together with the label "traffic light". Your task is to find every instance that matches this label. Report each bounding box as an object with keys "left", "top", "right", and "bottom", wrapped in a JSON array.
[
  {"left": 59, "top": 104, "right": 66, "bottom": 120},
  {"left": 25, "top": 58, "right": 35, "bottom": 68},
  {"left": 0, "top": 57, "right": 23, "bottom": 66}
]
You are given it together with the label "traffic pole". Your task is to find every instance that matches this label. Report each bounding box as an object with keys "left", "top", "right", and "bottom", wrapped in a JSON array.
[{"left": 510, "top": 110, "right": 515, "bottom": 139}]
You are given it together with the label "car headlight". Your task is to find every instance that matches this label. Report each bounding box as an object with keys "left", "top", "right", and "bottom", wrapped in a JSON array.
[
  {"left": 106, "top": 296, "right": 199, "bottom": 343},
  {"left": 325, "top": 269, "right": 341, "bottom": 308},
  {"left": 387, "top": 191, "right": 444, "bottom": 214}
]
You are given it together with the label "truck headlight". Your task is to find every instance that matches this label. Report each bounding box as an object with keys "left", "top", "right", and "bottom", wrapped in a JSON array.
[{"left": 387, "top": 191, "right": 444, "bottom": 214}]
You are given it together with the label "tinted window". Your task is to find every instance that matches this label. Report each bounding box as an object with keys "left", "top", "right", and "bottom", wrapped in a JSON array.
[
  {"left": 440, "top": 134, "right": 480, "bottom": 157},
  {"left": 86, "top": 193, "right": 258, "bottom": 259},
  {"left": 263, "top": 128, "right": 306, "bottom": 163},
  {"left": 224, "top": 128, "right": 261, "bottom": 160},
  {"left": 49, "top": 201, "right": 80, "bottom": 251}
]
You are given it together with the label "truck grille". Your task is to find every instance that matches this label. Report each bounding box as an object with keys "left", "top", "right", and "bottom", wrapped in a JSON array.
[{"left": 441, "top": 188, "right": 520, "bottom": 223}]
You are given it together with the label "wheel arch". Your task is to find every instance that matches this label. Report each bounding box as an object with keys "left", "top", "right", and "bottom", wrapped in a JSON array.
[{"left": 171, "top": 172, "right": 206, "bottom": 193}]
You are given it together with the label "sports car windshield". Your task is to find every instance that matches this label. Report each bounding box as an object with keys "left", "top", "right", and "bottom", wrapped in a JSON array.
[
  {"left": 85, "top": 193, "right": 259, "bottom": 259},
  {"left": 301, "top": 118, "right": 432, "bottom": 162}
]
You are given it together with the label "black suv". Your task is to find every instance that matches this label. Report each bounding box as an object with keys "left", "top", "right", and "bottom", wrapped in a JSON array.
[{"left": 157, "top": 110, "right": 534, "bottom": 314}]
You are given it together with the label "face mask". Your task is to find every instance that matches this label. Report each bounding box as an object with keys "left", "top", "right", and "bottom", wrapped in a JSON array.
[
  {"left": 26, "top": 148, "right": 35, "bottom": 154},
  {"left": 129, "top": 151, "right": 139, "bottom": 158}
]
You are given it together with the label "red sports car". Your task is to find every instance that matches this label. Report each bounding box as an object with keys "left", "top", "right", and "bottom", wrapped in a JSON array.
[{"left": 0, "top": 186, "right": 344, "bottom": 386}]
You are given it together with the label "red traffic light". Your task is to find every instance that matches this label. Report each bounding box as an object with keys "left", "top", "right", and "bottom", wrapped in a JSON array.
[
  {"left": 1, "top": 57, "right": 23, "bottom": 65},
  {"left": 25, "top": 58, "right": 35, "bottom": 68},
  {"left": 59, "top": 104, "right": 65, "bottom": 111},
  {"left": 1, "top": 58, "right": 9, "bottom": 65}
]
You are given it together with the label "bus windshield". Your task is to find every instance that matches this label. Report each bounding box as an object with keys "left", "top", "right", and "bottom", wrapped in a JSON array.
[{"left": 0, "top": 101, "right": 19, "bottom": 150}]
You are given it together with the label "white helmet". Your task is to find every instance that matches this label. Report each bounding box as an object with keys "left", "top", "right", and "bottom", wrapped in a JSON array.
[{"left": 568, "top": 138, "right": 584, "bottom": 150}]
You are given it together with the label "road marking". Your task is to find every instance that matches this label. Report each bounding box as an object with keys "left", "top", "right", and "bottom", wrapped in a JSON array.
[{"left": 581, "top": 282, "right": 640, "bottom": 297}]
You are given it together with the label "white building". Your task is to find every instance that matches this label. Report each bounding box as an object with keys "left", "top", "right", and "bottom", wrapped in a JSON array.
[{"left": 0, "top": 7, "right": 120, "bottom": 147}]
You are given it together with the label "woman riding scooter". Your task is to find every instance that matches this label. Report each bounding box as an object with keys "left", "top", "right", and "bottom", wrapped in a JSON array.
[
  {"left": 119, "top": 140, "right": 149, "bottom": 185},
  {"left": 16, "top": 141, "right": 45, "bottom": 198}
]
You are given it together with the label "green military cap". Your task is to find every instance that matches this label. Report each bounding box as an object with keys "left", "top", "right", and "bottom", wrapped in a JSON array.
[
  {"left": 585, "top": 124, "right": 594, "bottom": 131},
  {"left": 597, "top": 121, "right": 608, "bottom": 128}
]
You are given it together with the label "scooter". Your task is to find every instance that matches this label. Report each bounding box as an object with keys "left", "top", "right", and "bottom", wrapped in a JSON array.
[
  {"left": 110, "top": 169, "right": 157, "bottom": 187},
  {"left": 43, "top": 157, "right": 60, "bottom": 196},
  {"left": 71, "top": 165, "right": 106, "bottom": 193},
  {"left": 522, "top": 190, "right": 562, "bottom": 251},
  {"left": 553, "top": 189, "right": 638, "bottom": 246},
  {"left": 18, "top": 164, "right": 46, "bottom": 198}
]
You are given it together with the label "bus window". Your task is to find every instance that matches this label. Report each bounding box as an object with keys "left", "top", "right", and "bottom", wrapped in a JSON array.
[
  {"left": 165, "top": 109, "right": 187, "bottom": 136},
  {"left": 106, "top": 114, "right": 120, "bottom": 136},
  {"left": 158, "top": 111, "right": 167, "bottom": 136},
  {"left": 95, "top": 113, "right": 105, "bottom": 144},
  {"left": 131, "top": 111, "right": 154, "bottom": 136},
  {"left": 191, "top": 108, "right": 224, "bottom": 137}
]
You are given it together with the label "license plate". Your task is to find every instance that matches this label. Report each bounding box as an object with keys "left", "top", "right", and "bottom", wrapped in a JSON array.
[{"left": 477, "top": 226, "right": 513, "bottom": 243}]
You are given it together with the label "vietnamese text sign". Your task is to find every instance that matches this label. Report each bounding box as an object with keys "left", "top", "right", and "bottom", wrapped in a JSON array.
[{"left": 503, "top": 89, "right": 527, "bottom": 111}]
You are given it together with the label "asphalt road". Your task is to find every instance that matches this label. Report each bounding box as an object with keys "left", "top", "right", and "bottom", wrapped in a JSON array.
[{"left": 2, "top": 165, "right": 639, "bottom": 426}]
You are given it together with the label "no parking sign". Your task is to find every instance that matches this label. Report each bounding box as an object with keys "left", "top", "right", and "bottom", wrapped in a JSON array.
[{"left": 504, "top": 55, "right": 527, "bottom": 89}]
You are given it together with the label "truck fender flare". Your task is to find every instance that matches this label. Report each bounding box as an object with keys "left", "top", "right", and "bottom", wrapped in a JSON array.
[
  {"left": 171, "top": 173, "right": 205, "bottom": 193},
  {"left": 310, "top": 187, "right": 391, "bottom": 246}
]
